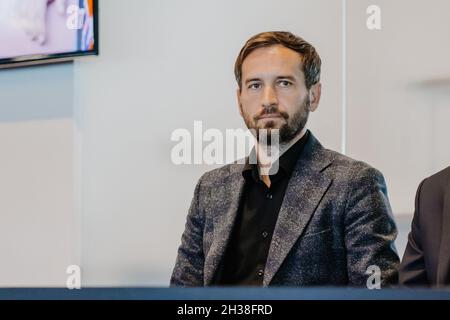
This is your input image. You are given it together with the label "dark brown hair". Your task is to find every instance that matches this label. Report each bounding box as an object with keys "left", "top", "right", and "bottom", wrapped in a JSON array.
[{"left": 234, "top": 31, "right": 321, "bottom": 90}]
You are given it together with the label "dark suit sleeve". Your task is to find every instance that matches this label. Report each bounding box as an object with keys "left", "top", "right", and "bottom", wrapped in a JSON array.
[
  {"left": 399, "top": 179, "right": 429, "bottom": 286},
  {"left": 344, "top": 165, "right": 400, "bottom": 287},
  {"left": 170, "top": 177, "right": 206, "bottom": 286}
]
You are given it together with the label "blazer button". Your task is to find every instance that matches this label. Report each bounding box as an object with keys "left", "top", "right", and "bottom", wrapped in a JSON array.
[
  {"left": 257, "top": 269, "right": 264, "bottom": 277},
  {"left": 266, "top": 193, "right": 273, "bottom": 199},
  {"left": 262, "top": 231, "right": 269, "bottom": 239}
]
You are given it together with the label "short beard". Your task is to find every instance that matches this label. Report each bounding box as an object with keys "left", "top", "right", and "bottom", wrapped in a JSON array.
[{"left": 241, "top": 96, "right": 310, "bottom": 145}]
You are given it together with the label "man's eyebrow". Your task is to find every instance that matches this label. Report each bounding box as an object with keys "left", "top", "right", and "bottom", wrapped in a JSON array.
[
  {"left": 244, "top": 78, "right": 262, "bottom": 85},
  {"left": 276, "top": 75, "right": 297, "bottom": 81},
  {"left": 244, "top": 75, "right": 297, "bottom": 85}
]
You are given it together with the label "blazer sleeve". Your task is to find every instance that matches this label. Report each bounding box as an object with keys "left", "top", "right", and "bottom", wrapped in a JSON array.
[
  {"left": 170, "top": 176, "right": 206, "bottom": 286},
  {"left": 344, "top": 165, "right": 400, "bottom": 287},
  {"left": 399, "top": 179, "right": 429, "bottom": 286}
]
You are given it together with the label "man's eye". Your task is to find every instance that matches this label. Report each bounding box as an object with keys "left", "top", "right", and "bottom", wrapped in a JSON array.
[
  {"left": 278, "top": 80, "right": 292, "bottom": 87},
  {"left": 248, "top": 83, "right": 261, "bottom": 90}
]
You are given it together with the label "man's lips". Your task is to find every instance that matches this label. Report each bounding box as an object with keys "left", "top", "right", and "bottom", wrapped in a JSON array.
[{"left": 257, "top": 114, "right": 283, "bottom": 120}]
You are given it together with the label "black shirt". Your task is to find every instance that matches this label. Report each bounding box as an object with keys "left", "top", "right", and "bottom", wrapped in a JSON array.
[{"left": 217, "top": 130, "right": 311, "bottom": 285}]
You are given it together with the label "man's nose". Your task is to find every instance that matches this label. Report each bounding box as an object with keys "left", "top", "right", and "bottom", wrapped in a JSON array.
[{"left": 262, "top": 86, "right": 278, "bottom": 108}]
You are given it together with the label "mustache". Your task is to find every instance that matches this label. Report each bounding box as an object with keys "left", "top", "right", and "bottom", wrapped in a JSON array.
[{"left": 254, "top": 108, "right": 289, "bottom": 121}]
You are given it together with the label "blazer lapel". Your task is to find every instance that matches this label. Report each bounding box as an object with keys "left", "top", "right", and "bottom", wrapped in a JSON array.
[
  {"left": 437, "top": 181, "right": 450, "bottom": 286},
  {"left": 204, "top": 166, "right": 245, "bottom": 285},
  {"left": 263, "top": 135, "right": 333, "bottom": 286}
]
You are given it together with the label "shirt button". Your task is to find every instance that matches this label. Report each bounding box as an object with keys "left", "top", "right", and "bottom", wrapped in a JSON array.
[
  {"left": 257, "top": 269, "right": 264, "bottom": 277},
  {"left": 262, "top": 231, "right": 269, "bottom": 239},
  {"left": 266, "top": 193, "right": 273, "bottom": 199}
]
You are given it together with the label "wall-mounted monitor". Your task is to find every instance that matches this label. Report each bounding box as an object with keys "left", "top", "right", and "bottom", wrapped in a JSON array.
[{"left": 0, "top": 0, "right": 98, "bottom": 69}]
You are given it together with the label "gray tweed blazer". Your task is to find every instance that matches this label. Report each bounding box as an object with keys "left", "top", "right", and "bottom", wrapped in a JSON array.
[{"left": 171, "top": 132, "right": 399, "bottom": 287}]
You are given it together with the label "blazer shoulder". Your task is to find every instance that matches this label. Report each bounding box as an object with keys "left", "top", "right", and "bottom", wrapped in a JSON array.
[
  {"left": 419, "top": 166, "right": 450, "bottom": 201},
  {"left": 323, "top": 148, "right": 384, "bottom": 181},
  {"left": 196, "top": 162, "right": 244, "bottom": 187},
  {"left": 424, "top": 166, "right": 450, "bottom": 188}
]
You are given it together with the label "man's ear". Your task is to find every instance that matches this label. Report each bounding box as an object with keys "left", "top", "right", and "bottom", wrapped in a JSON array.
[
  {"left": 237, "top": 88, "right": 243, "bottom": 117},
  {"left": 308, "top": 82, "right": 322, "bottom": 112}
]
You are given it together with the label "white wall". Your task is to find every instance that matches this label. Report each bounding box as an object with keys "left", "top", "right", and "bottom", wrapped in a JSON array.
[
  {"left": 347, "top": 0, "right": 450, "bottom": 216},
  {"left": 0, "top": 63, "right": 77, "bottom": 286}
]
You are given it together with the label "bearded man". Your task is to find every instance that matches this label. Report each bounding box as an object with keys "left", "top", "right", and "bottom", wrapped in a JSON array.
[{"left": 171, "top": 31, "right": 399, "bottom": 287}]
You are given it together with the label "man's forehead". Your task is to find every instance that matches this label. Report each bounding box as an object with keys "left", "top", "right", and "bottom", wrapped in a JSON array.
[{"left": 242, "top": 45, "right": 304, "bottom": 79}]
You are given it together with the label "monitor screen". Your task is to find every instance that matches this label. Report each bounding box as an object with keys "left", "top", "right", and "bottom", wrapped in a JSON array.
[{"left": 0, "top": 0, "right": 98, "bottom": 68}]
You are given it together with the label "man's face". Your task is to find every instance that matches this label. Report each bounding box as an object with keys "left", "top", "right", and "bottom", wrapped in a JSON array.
[{"left": 237, "top": 45, "right": 319, "bottom": 143}]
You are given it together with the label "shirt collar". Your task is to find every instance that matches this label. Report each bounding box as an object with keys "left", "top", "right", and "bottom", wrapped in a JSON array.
[{"left": 242, "top": 130, "right": 310, "bottom": 181}]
